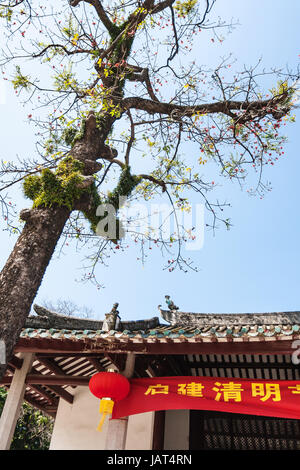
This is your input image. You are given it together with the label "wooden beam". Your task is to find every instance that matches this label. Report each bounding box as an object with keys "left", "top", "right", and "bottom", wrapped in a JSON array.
[
  {"left": 26, "top": 384, "right": 58, "bottom": 406},
  {"left": 173, "top": 355, "right": 192, "bottom": 376},
  {"left": 87, "top": 357, "right": 106, "bottom": 372},
  {"left": 1, "top": 374, "right": 88, "bottom": 387},
  {"left": 23, "top": 392, "right": 56, "bottom": 419},
  {"left": 152, "top": 411, "right": 165, "bottom": 450},
  {"left": 186, "top": 360, "right": 299, "bottom": 370},
  {"left": 9, "top": 376, "right": 74, "bottom": 407},
  {"left": 36, "top": 353, "right": 119, "bottom": 358},
  {"left": 1, "top": 375, "right": 72, "bottom": 412},
  {"left": 104, "top": 353, "right": 125, "bottom": 371},
  {"left": 1, "top": 374, "right": 74, "bottom": 406},
  {"left": 15, "top": 336, "right": 297, "bottom": 355},
  {"left": 8, "top": 355, "right": 24, "bottom": 370},
  {"left": 32, "top": 358, "right": 74, "bottom": 404},
  {"left": 63, "top": 359, "right": 94, "bottom": 376},
  {"left": 0, "top": 376, "right": 12, "bottom": 385},
  {"left": 35, "top": 356, "right": 69, "bottom": 375},
  {"left": 5, "top": 365, "right": 14, "bottom": 374},
  {"left": 45, "top": 385, "right": 73, "bottom": 405},
  {"left": 26, "top": 374, "right": 90, "bottom": 386}
]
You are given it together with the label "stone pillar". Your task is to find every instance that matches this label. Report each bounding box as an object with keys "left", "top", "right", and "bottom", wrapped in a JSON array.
[
  {"left": 104, "top": 353, "right": 135, "bottom": 450},
  {"left": 104, "top": 417, "right": 128, "bottom": 450},
  {"left": 0, "top": 353, "right": 35, "bottom": 450}
]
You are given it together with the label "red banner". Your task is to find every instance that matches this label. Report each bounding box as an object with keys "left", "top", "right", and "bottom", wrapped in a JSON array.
[{"left": 112, "top": 376, "right": 300, "bottom": 420}]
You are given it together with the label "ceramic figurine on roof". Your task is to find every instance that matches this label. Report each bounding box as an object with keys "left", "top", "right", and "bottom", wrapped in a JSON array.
[
  {"left": 111, "top": 303, "right": 119, "bottom": 315},
  {"left": 102, "top": 302, "right": 121, "bottom": 331},
  {"left": 165, "top": 295, "right": 179, "bottom": 311}
]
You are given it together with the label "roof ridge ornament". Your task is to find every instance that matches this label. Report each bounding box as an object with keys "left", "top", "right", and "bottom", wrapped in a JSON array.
[
  {"left": 102, "top": 303, "right": 121, "bottom": 332},
  {"left": 165, "top": 295, "right": 179, "bottom": 311}
]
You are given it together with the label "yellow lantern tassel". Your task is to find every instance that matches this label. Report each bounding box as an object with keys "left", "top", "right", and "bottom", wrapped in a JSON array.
[{"left": 97, "top": 397, "right": 114, "bottom": 432}]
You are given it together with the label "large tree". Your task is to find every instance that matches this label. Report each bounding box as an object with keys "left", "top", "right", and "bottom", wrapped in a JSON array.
[{"left": 0, "top": 0, "right": 298, "bottom": 380}]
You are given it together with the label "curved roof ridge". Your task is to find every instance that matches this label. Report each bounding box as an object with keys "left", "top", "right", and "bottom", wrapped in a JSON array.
[
  {"left": 159, "top": 308, "right": 300, "bottom": 326},
  {"left": 25, "top": 304, "right": 159, "bottom": 331}
]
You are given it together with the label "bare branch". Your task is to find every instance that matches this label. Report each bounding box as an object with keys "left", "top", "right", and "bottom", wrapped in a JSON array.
[{"left": 69, "top": 0, "right": 117, "bottom": 36}]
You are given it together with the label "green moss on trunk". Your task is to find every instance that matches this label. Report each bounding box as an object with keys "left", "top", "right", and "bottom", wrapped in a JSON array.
[
  {"left": 23, "top": 157, "right": 86, "bottom": 210},
  {"left": 24, "top": 160, "right": 140, "bottom": 242}
]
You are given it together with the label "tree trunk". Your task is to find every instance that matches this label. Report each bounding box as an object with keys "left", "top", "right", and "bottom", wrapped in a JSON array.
[
  {"left": 0, "top": 114, "right": 116, "bottom": 382},
  {"left": 0, "top": 206, "right": 70, "bottom": 380}
]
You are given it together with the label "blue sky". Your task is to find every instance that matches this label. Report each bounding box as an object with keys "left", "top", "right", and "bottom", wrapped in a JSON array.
[{"left": 0, "top": 0, "right": 299, "bottom": 321}]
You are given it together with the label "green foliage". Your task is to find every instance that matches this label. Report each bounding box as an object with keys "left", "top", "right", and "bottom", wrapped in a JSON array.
[
  {"left": 23, "top": 156, "right": 140, "bottom": 242},
  {"left": 0, "top": 386, "right": 6, "bottom": 415},
  {"left": 23, "top": 156, "right": 86, "bottom": 210},
  {"left": 70, "top": 118, "right": 87, "bottom": 145},
  {"left": 101, "top": 99, "right": 122, "bottom": 118},
  {"left": 53, "top": 64, "right": 78, "bottom": 91},
  {"left": 111, "top": 31, "right": 134, "bottom": 65},
  {"left": 83, "top": 183, "right": 103, "bottom": 233},
  {"left": 0, "top": 387, "right": 53, "bottom": 450},
  {"left": 57, "top": 116, "right": 88, "bottom": 148},
  {"left": 269, "top": 80, "right": 295, "bottom": 106},
  {"left": 0, "top": 6, "right": 13, "bottom": 21},
  {"left": 61, "top": 126, "right": 79, "bottom": 146},
  {"left": 22, "top": 174, "right": 42, "bottom": 200},
  {"left": 106, "top": 165, "right": 141, "bottom": 209},
  {"left": 109, "top": 23, "right": 126, "bottom": 42},
  {"left": 61, "top": 15, "right": 78, "bottom": 39},
  {"left": 11, "top": 66, "right": 31, "bottom": 91},
  {"left": 84, "top": 165, "right": 141, "bottom": 239},
  {"left": 174, "top": 0, "right": 198, "bottom": 17},
  {"left": 44, "top": 138, "right": 59, "bottom": 156}
]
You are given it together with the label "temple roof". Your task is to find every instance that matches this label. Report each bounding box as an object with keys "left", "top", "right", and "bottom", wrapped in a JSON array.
[
  {"left": 159, "top": 308, "right": 300, "bottom": 327},
  {"left": 21, "top": 304, "right": 300, "bottom": 343},
  {"left": 3, "top": 303, "right": 300, "bottom": 418},
  {"left": 26, "top": 304, "right": 159, "bottom": 331}
]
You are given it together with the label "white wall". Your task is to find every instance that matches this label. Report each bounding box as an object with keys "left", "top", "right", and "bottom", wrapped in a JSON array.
[
  {"left": 125, "top": 412, "right": 155, "bottom": 450},
  {"left": 50, "top": 387, "right": 155, "bottom": 450},
  {"left": 50, "top": 387, "right": 108, "bottom": 450}
]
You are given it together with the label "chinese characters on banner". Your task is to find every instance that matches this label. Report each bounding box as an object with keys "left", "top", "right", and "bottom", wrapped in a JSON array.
[{"left": 112, "top": 376, "right": 300, "bottom": 420}]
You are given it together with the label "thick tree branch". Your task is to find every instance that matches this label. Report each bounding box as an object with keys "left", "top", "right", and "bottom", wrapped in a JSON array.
[
  {"left": 125, "top": 110, "right": 135, "bottom": 165},
  {"left": 139, "top": 174, "right": 167, "bottom": 192},
  {"left": 99, "top": 0, "right": 176, "bottom": 62},
  {"left": 32, "top": 44, "right": 92, "bottom": 58},
  {"left": 151, "top": 0, "right": 176, "bottom": 15},
  {"left": 124, "top": 65, "right": 159, "bottom": 101},
  {"left": 121, "top": 94, "right": 291, "bottom": 120}
]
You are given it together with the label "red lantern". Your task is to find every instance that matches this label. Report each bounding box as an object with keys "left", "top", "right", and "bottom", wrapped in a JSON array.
[{"left": 89, "top": 371, "right": 130, "bottom": 431}]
